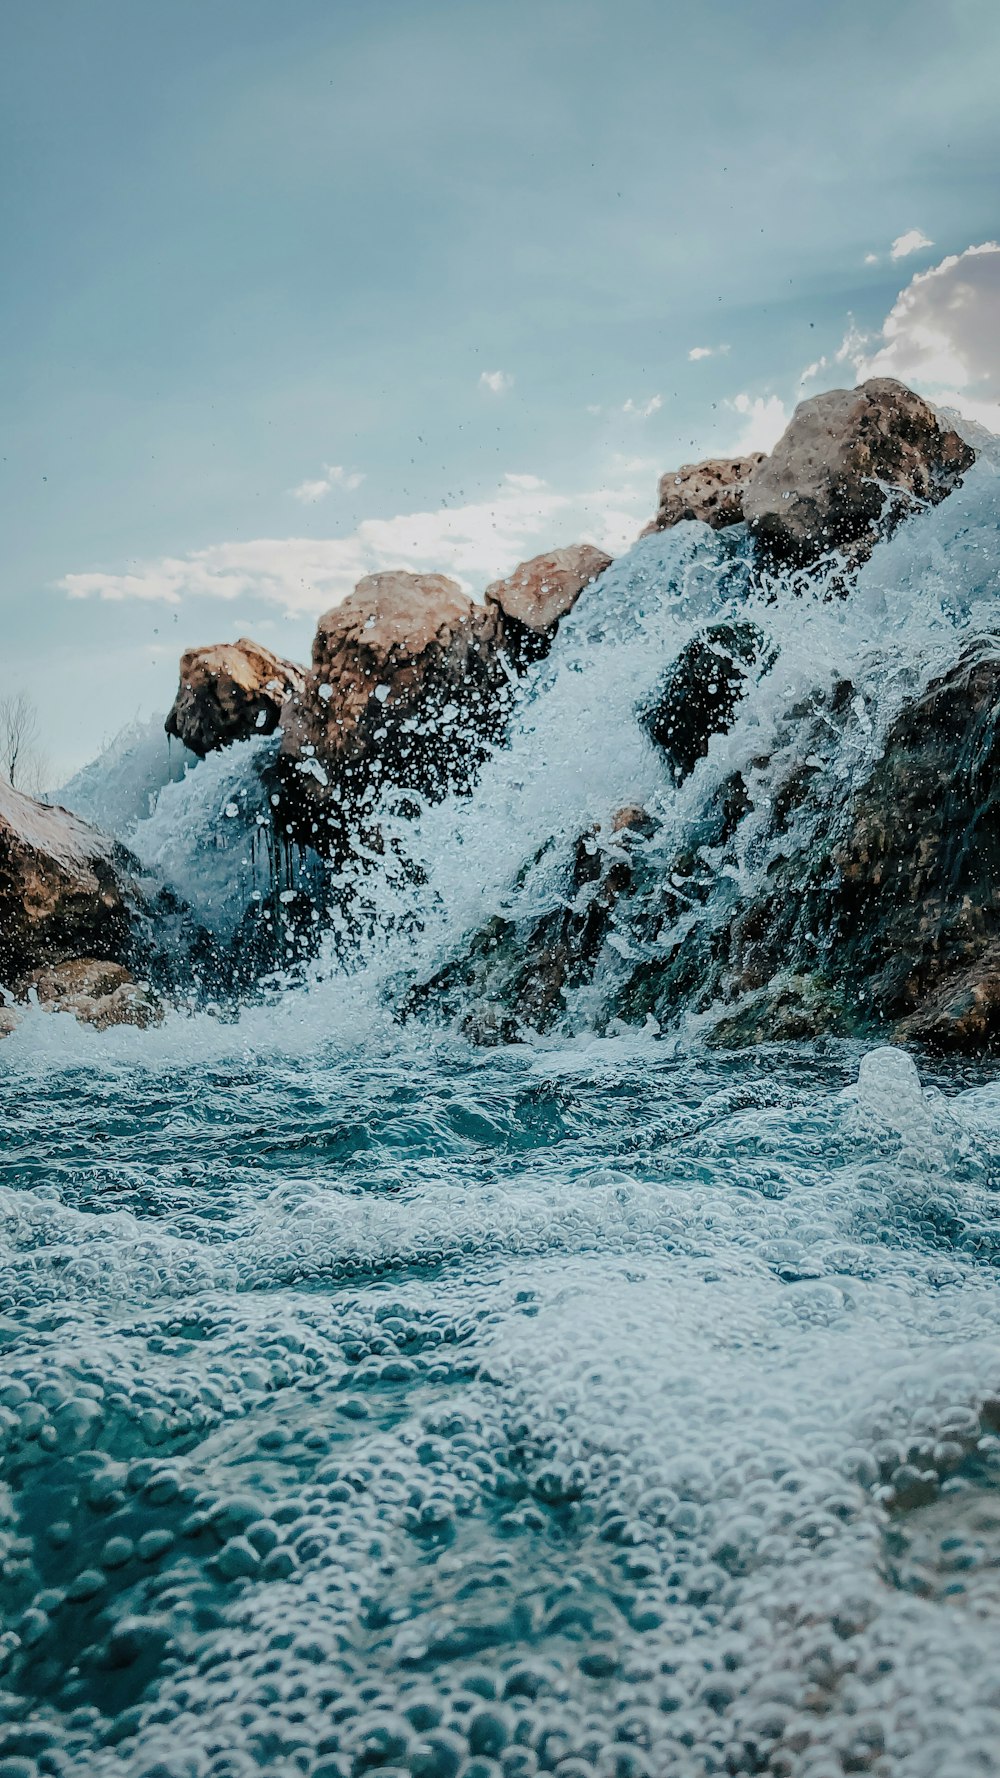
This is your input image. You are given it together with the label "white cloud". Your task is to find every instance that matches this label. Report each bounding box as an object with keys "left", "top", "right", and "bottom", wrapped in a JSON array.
[
  {"left": 622, "top": 393, "right": 662, "bottom": 418},
  {"left": 848, "top": 242, "right": 1000, "bottom": 430},
  {"left": 61, "top": 470, "right": 654, "bottom": 619},
  {"left": 864, "top": 253, "right": 879, "bottom": 266},
  {"left": 290, "top": 464, "right": 365, "bottom": 503},
  {"left": 890, "top": 228, "right": 934, "bottom": 261},
  {"left": 480, "top": 369, "right": 513, "bottom": 394},
  {"left": 688, "top": 344, "right": 729, "bottom": 362},
  {"left": 724, "top": 392, "right": 789, "bottom": 455},
  {"left": 799, "top": 356, "right": 828, "bottom": 385}
]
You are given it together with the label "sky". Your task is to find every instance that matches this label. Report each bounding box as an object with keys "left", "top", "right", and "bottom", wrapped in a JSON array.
[{"left": 2, "top": 0, "right": 999, "bottom": 781}]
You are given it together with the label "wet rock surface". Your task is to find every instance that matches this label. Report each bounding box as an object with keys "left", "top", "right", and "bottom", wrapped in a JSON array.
[
  {"left": 641, "top": 621, "right": 771, "bottom": 782},
  {"left": 165, "top": 639, "right": 305, "bottom": 758},
  {"left": 743, "top": 376, "right": 975, "bottom": 569},
  {"left": 21, "top": 958, "right": 164, "bottom": 1030},
  {"left": 640, "top": 452, "right": 766, "bottom": 536},
  {"left": 278, "top": 571, "right": 509, "bottom": 848},
  {"left": 0, "top": 779, "right": 148, "bottom": 990},
  {"left": 485, "top": 544, "right": 613, "bottom": 664}
]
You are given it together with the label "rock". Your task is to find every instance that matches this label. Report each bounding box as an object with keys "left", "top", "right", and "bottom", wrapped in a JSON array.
[
  {"left": 485, "top": 545, "right": 612, "bottom": 664},
  {"left": 0, "top": 778, "right": 146, "bottom": 989},
  {"left": 0, "top": 1006, "right": 19, "bottom": 1039},
  {"left": 165, "top": 639, "right": 305, "bottom": 757},
  {"left": 642, "top": 622, "right": 771, "bottom": 782},
  {"left": 278, "top": 571, "right": 507, "bottom": 843},
  {"left": 640, "top": 455, "right": 766, "bottom": 537},
  {"left": 23, "top": 958, "right": 164, "bottom": 1030},
  {"left": 408, "top": 807, "right": 658, "bottom": 1041},
  {"left": 743, "top": 377, "right": 975, "bottom": 569}
]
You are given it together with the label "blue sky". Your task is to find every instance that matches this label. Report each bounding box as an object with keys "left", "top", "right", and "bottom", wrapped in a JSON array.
[{"left": 3, "top": 0, "right": 1000, "bottom": 779}]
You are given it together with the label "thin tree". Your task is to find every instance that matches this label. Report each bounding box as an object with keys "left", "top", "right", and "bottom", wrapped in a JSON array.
[{"left": 0, "top": 691, "right": 50, "bottom": 797}]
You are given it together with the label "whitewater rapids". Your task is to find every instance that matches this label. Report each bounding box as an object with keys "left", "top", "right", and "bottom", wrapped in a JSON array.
[{"left": 3, "top": 428, "right": 1000, "bottom": 1776}]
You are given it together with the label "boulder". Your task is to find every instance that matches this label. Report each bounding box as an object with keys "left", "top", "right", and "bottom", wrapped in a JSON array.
[
  {"left": 641, "top": 622, "right": 771, "bottom": 782},
  {"left": 640, "top": 455, "right": 766, "bottom": 537},
  {"left": 743, "top": 377, "right": 975, "bottom": 569},
  {"left": 24, "top": 958, "right": 163, "bottom": 1030},
  {"left": 277, "top": 571, "right": 507, "bottom": 842},
  {"left": 485, "top": 545, "right": 612, "bottom": 663},
  {"left": 0, "top": 778, "right": 146, "bottom": 988},
  {"left": 165, "top": 639, "right": 305, "bottom": 757}
]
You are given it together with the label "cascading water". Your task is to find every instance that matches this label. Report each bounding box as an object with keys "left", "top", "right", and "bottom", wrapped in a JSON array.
[{"left": 4, "top": 427, "right": 1000, "bottom": 1778}]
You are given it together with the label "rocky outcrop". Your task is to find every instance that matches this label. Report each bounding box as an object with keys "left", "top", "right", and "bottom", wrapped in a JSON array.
[
  {"left": 277, "top": 572, "right": 508, "bottom": 844},
  {"left": 485, "top": 545, "right": 612, "bottom": 664},
  {"left": 640, "top": 454, "right": 766, "bottom": 537},
  {"left": 407, "top": 806, "right": 655, "bottom": 1043},
  {"left": 743, "top": 378, "right": 975, "bottom": 569},
  {"left": 0, "top": 779, "right": 147, "bottom": 989},
  {"left": 412, "top": 643, "right": 1000, "bottom": 1055},
  {"left": 165, "top": 639, "right": 305, "bottom": 757}
]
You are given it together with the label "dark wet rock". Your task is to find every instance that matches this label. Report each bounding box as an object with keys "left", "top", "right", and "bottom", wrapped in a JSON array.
[
  {"left": 641, "top": 622, "right": 772, "bottom": 782},
  {"left": 640, "top": 454, "right": 766, "bottom": 537},
  {"left": 0, "top": 778, "right": 149, "bottom": 990},
  {"left": 277, "top": 571, "right": 508, "bottom": 850},
  {"left": 408, "top": 807, "right": 657, "bottom": 1043},
  {"left": 165, "top": 639, "right": 305, "bottom": 757},
  {"left": 485, "top": 544, "right": 612, "bottom": 665},
  {"left": 743, "top": 377, "right": 975, "bottom": 570},
  {"left": 415, "top": 645, "right": 1000, "bottom": 1055}
]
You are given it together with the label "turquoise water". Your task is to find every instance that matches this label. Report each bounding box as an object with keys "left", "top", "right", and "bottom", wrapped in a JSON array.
[
  {"left": 3, "top": 1030, "right": 1000, "bottom": 1777},
  {"left": 6, "top": 431, "right": 1000, "bottom": 1774}
]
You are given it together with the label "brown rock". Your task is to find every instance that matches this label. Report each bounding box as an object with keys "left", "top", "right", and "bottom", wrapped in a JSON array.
[
  {"left": 278, "top": 571, "right": 507, "bottom": 839},
  {"left": 485, "top": 545, "right": 612, "bottom": 661},
  {"left": 0, "top": 778, "right": 145, "bottom": 988},
  {"left": 743, "top": 377, "right": 975, "bottom": 569},
  {"left": 165, "top": 638, "right": 305, "bottom": 757},
  {"left": 25, "top": 958, "right": 164, "bottom": 1030},
  {"left": 640, "top": 455, "right": 766, "bottom": 537}
]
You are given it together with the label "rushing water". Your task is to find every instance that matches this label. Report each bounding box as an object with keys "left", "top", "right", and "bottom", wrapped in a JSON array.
[{"left": 4, "top": 430, "right": 1000, "bottom": 1776}]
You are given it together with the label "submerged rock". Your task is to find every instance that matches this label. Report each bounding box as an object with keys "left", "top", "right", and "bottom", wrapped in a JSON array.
[
  {"left": 743, "top": 377, "right": 975, "bottom": 569},
  {"left": 165, "top": 639, "right": 305, "bottom": 757},
  {"left": 640, "top": 454, "right": 766, "bottom": 537},
  {"left": 0, "top": 778, "right": 148, "bottom": 989},
  {"left": 485, "top": 544, "right": 612, "bottom": 664},
  {"left": 278, "top": 571, "right": 508, "bottom": 844}
]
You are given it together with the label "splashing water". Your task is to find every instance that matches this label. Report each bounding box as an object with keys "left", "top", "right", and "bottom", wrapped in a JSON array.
[{"left": 4, "top": 439, "right": 1000, "bottom": 1777}]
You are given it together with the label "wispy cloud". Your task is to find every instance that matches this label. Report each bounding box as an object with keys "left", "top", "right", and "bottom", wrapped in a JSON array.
[
  {"left": 290, "top": 464, "right": 365, "bottom": 504},
  {"left": 622, "top": 393, "right": 662, "bottom": 418},
  {"left": 890, "top": 228, "right": 934, "bottom": 261},
  {"left": 688, "top": 344, "right": 729, "bottom": 362},
  {"left": 61, "top": 469, "right": 653, "bottom": 619},
  {"left": 724, "top": 392, "right": 789, "bottom": 455},
  {"left": 479, "top": 369, "right": 513, "bottom": 394}
]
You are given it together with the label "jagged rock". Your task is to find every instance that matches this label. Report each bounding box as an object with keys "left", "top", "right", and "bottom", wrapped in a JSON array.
[
  {"left": 641, "top": 622, "right": 771, "bottom": 782},
  {"left": 743, "top": 377, "right": 975, "bottom": 569},
  {"left": 278, "top": 571, "right": 507, "bottom": 844},
  {"left": 418, "top": 643, "right": 1000, "bottom": 1056},
  {"left": 24, "top": 958, "right": 164, "bottom": 1030},
  {"left": 165, "top": 639, "right": 305, "bottom": 757},
  {"left": 0, "top": 778, "right": 147, "bottom": 988},
  {"left": 485, "top": 545, "right": 612, "bottom": 664},
  {"left": 409, "top": 806, "right": 658, "bottom": 1041},
  {"left": 640, "top": 455, "right": 766, "bottom": 537}
]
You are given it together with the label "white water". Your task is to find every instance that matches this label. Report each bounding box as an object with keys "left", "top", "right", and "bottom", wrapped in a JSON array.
[{"left": 3, "top": 440, "right": 1000, "bottom": 1778}]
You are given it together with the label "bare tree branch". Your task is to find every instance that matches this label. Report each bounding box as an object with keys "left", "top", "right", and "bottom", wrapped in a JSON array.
[{"left": 0, "top": 691, "right": 50, "bottom": 797}]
